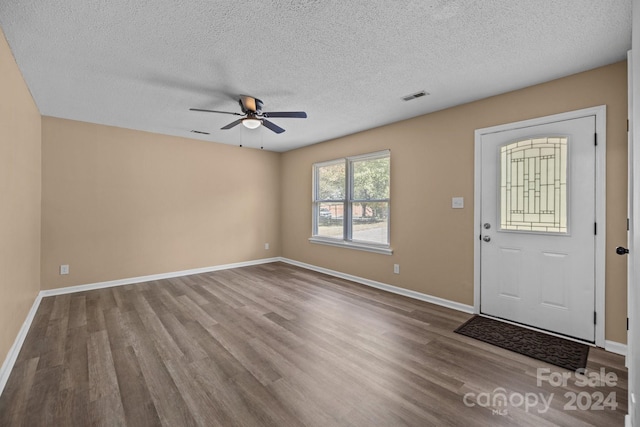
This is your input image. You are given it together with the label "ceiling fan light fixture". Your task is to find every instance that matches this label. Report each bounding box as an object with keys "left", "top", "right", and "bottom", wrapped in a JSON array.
[{"left": 242, "top": 118, "right": 262, "bottom": 129}]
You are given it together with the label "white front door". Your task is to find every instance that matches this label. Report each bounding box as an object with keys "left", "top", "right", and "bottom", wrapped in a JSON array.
[{"left": 479, "top": 115, "right": 597, "bottom": 342}]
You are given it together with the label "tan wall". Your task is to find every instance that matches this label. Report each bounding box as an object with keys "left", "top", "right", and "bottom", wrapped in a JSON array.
[
  {"left": 281, "top": 61, "right": 628, "bottom": 343},
  {"left": 0, "top": 29, "right": 41, "bottom": 363},
  {"left": 41, "top": 118, "right": 281, "bottom": 289}
]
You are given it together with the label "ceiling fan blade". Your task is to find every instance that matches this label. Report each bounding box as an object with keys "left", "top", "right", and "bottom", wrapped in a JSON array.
[
  {"left": 262, "top": 119, "right": 285, "bottom": 134},
  {"left": 262, "top": 111, "right": 307, "bottom": 118},
  {"left": 190, "top": 108, "right": 242, "bottom": 116},
  {"left": 221, "top": 119, "right": 244, "bottom": 130}
]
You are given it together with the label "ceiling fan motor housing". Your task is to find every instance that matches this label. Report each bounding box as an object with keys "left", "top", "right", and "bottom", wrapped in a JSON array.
[{"left": 240, "top": 97, "right": 264, "bottom": 114}]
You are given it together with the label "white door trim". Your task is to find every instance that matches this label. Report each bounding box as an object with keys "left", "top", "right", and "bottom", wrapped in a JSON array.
[
  {"left": 628, "top": 51, "right": 633, "bottom": 370},
  {"left": 474, "top": 105, "right": 607, "bottom": 347}
]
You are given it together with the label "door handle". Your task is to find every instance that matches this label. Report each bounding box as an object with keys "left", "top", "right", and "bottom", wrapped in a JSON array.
[
  {"left": 616, "top": 246, "right": 629, "bottom": 255},
  {"left": 483, "top": 235, "right": 491, "bottom": 242}
]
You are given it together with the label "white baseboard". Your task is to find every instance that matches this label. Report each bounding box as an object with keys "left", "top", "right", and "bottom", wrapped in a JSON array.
[
  {"left": 40, "top": 257, "right": 281, "bottom": 297},
  {"left": 279, "top": 257, "right": 475, "bottom": 314},
  {"left": 0, "top": 293, "right": 43, "bottom": 397},
  {"left": 605, "top": 340, "right": 628, "bottom": 356}
]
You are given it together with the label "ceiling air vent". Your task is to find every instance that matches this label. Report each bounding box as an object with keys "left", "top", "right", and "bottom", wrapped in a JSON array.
[
  {"left": 402, "top": 91, "right": 429, "bottom": 101},
  {"left": 190, "top": 130, "right": 210, "bottom": 135}
]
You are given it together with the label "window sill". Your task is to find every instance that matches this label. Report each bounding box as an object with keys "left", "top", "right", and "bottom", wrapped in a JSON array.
[{"left": 308, "top": 237, "right": 393, "bottom": 255}]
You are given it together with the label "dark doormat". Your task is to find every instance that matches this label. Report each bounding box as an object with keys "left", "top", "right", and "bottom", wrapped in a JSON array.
[{"left": 454, "top": 315, "right": 589, "bottom": 371}]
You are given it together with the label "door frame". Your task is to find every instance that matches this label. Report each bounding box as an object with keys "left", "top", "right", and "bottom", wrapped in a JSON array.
[
  {"left": 473, "top": 106, "right": 607, "bottom": 347},
  {"left": 627, "top": 51, "right": 637, "bottom": 427}
]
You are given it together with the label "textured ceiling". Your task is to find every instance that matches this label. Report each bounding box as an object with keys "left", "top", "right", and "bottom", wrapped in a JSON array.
[{"left": 0, "top": 0, "right": 632, "bottom": 151}]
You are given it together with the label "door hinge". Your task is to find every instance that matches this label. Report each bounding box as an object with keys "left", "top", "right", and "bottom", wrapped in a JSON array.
[
  {"left": 628, "top": 119, "right": 630, "bottom": 132},
  {"left": 628, "top": 218, "right": 630, "bottom": 231},
  {"left": 594, "top": 133, "right": 598, "bottom": 146},
  {"left": 594, "top": 222, "right": 597, "bottom": 235},
  {"left": 628, "top": 317, "right": 630, "bottom": 331},
  {"left": 594, "top": 311, "right": 597, "bottom": 324}
]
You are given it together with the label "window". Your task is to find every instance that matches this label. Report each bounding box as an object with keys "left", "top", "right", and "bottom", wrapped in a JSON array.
[
  {"left": 500, "top": 137, "right": 568, "bottom": 233},
  {"left": 311, "top": 150, "right": 391, "bottom": 254}
]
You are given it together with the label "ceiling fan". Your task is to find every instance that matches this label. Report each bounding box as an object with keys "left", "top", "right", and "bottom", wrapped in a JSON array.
[{"left": 190, "top": 95, "right": 307, "bottom": 134}]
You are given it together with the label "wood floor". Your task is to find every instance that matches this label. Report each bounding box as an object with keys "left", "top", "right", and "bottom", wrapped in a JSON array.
[{"left": 0, "top": 262, "right": 628, "bottom": 426}]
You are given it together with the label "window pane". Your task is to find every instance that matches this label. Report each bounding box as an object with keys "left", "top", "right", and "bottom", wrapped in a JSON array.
[
  {"left": 351, "top": 202, "right": 388, "bottom": 244},
  {"left": 352, "top": 157, "right": 390, "bottom": 200},
  {"left": 500, "top": 137, "right": 568, "bottom": 233},
  {"left": 318, "top": 162, "right": 345, "bottom": 200},
  {"left": 316, "top": 202, "right": 344, "bottom": 238}
]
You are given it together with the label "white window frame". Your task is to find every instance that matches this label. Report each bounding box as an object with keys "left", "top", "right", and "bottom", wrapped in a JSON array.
[{"left": 309, "top": 150, "right": 392, "bottom": 255}]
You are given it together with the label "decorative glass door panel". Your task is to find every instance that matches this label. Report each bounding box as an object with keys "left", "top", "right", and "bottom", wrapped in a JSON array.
[{"left": 500, "top": 137, "right": 568, "bottom": 233}]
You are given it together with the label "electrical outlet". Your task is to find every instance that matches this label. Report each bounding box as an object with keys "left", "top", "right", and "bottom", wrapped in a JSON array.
[
  {"left": 60, "top": 264, "right": 69, "bottom": 275},
  {"left": 393, "top": 264, "right": 400, "bottom": 274},
  {"left": 265, "top": 243, "right": 270, "bottom": 250}
]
